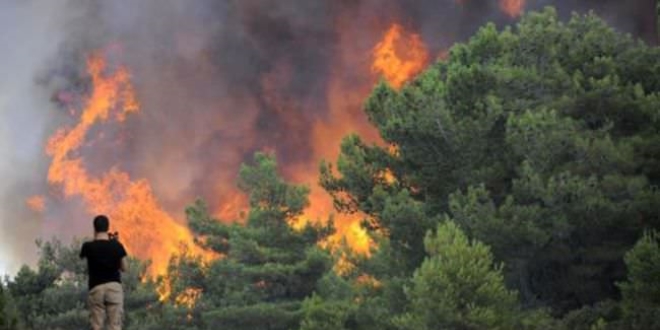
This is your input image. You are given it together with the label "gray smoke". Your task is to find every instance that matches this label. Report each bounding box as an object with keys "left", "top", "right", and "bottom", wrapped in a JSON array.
[
  {"left": 0, "top": 0, "right": 82, "bottom": 276},
  {"left": 0, "top": 0, "right": 654, "bottom": 277}
]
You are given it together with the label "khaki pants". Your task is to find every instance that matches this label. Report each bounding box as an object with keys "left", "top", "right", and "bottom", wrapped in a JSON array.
[{"left": 87, "top": 282, "right": 124, "bottom": 330}]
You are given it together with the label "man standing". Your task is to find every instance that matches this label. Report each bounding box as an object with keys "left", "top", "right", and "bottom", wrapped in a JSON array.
[{"left": 80, "top": 215, "right": 128, "bottom": 330}]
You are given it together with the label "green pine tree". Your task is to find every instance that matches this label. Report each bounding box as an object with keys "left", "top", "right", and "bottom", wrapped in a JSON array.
[
  {"left": 0, "top": 283, "right": 19, "bottom": 330},
  {"left": 617, "top": 231, "right": 660, "bottom": 329},
  {"left": 298, "top": 294, "right": 351, "bottom": 330},
  {"left": 394, "top": 220, "right": 519, "bottom": 330},
  {"left": 0, "top": 285, "right": 5, "bottom": 328},
  {"left": 6, "top": 239, "right": 158, "bottom": 330},
  {"left": 322, "top": 7, "right": 660, "bottom": 315},
  {"left": 187, "top": 152, "right": 335, "bottom": 330}
]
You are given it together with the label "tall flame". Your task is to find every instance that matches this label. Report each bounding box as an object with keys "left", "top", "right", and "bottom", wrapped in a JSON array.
[
  {"left": 372, "top": 24, "right": 429, "bottom": 89},
  {"left": 45, "top": 53, "right": 212, "bottom": 277},
  {"left": 42, "top": 20, "right": 434, "bottom": 282}
]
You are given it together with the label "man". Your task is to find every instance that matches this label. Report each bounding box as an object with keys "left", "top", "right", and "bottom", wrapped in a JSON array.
[{"left": 80, "top": 215, "right": 128, "bottom": 330}]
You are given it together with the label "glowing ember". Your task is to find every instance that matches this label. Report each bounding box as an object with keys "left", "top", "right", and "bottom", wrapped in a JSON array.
[
  {"left": 499, "top": 0, "right": 525, "bottom": 18},
  {"left": 26, "top": 195, "right": 45, "bottom": 213},
  {"left": 379, "top": 169, "right": 397, "bottom": 185},
  {"left": 372, "top": 24, "right": 429, "bottom": 89},
  {"left": 45, "top": 53, "right": 213, "bottom": 277},
  {"left": 175, "top": 287, "right": 202, "bottom": 309},
  {"left": 356, "top": 274, "right": 382, "bottom": 288},
  {"left": 333, "top": 253, "right": 355, "bottom": 275}
]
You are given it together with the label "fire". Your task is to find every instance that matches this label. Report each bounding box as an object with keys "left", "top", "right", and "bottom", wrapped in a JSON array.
[
  {"left": 372, "top": 23, "right": 429, "bottom": 89},
  {"left": 254, "top": 53, "right": 379, "bottom": 256},
  {"left": 293, "top": 74, "right": 381, "bottom": 256},
  {"left": 26, "top": 195, "right": 45, "bottom": 213},
  {"left": 292, "top": 20, "right": 431, "bottom": 257},
  {"left": 499, "top": 0, "right": 526, "bottom": 18},
  {"left": 379, "top": 169, "right": 397, "bottom": 185},
  {"left": 45, "top": 53, "right": 213, "bottom": 277},
  {"left": 174, "top": 287, "right": 202, "bottom": 309},
  {"left": 214, "top": 193, "right": 247, "bottom": 221},
  {"left": 455, "top": 0, "right": 525, "bottom": 18},
  {"left": 41, "top": 16, "right": 433, "bottom": 288}
]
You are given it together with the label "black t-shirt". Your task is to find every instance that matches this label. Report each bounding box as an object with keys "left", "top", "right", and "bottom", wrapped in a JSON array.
[{"left": 79, "top": 239, "right": 127, "bottom": 290}]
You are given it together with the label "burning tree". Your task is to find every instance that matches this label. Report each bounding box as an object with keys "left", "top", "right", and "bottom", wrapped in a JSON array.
[
  {"left": 321, "top": 6, "right": 660, "bottom": 326},
  {"left": 174, "top": 153, "right": 335, "bottom": 329}
]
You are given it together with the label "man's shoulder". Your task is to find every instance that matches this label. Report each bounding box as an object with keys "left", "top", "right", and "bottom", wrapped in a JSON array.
[
  {"left": 113, "top": 240, "right": 127, "bottom": 255},
  {"left": 82, "top": 239, "right": 126, "bottom": 251},
  {"left": 82, "top": 240, "right": 98, "bottom": 248},
  {"left": 82, "top": 239, "right": 112, "bottom": 249},
  {"left": 80, "top": 241, "right": 91, "bottom": 258}
]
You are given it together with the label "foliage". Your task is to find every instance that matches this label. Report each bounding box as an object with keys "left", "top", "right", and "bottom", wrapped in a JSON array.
[
  {"left": 616, "top": 231, "right": 660, "bottom": 329},
  {"left": 184, "top": 152, "right": 335, "bottom": 329},
  {"left": 0, "top": 285, "right": 5, "bottom": 328},
  {"left": 6, "top": 239, "right": 158, "bottom": 330},
  {"left": 394, "top": 221, "right": 519, "bottom": 330},
  {"left": 322, "top": 7, "right": 660, "bottom": 316},
  {"left": 559, "top": 300, "right": 621, "bottom": 330},
  {"left": 0, "top": 282, "right": 19, "bottom": 330},
  {"left": 299, "top": 294, "right": 351, "bottom": 330}
]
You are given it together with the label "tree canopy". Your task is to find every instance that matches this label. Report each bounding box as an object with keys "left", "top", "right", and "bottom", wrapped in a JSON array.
[
  {"left": 176, "top": 152, "right": 335, "bottom": 329},
  {"left": 321, "top": 7, "right": 660, "bottom": 317}
]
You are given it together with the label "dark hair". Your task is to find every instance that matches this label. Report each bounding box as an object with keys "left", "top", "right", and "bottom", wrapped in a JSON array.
[{"left": 93, "top": 215, "right": 110, "bottom": 233}]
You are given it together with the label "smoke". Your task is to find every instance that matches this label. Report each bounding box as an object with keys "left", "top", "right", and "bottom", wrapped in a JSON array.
[
  {"left": 0, "top": 0, "right": 82, "bottom": 276},
  {"left": 0, "top": 0, "right": 654, "bottom": 276}
]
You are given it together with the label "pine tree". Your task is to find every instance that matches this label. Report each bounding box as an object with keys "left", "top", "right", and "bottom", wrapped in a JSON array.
[
  {"left": 187, "top": 153, "right": 335, "bottom": 330},
  {"left": 0, "top": 285, "right": 5, "bottom": 328},
  {"left": 5, "top": 239, "right": 158, "bottom": 330},
  {"left": 298, "top": 294, "right": 350, "bottom": 330},
  {"left": 0, "top": 283, "right": 18, "bottom": 330},
  {"left": 394, "top": 221, "right": 519, "bottom": 330},
  {"left": 617, "top": 231, "right": 660, "bottom": 329},
  {"left": 322, "top": 7, "right": 660, "bottom": 314}
]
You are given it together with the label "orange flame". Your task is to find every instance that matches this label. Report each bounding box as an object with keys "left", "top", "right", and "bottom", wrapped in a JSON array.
[
  {"left": 42, "top": 20, "right": 432, "bottom": 292},
  {"left": 499, "top": 0, "right": 525, "bottom": 18},
  {"left": 26, "top": 195, "right": 46, "bottom": 213},
  {"left": 455, "top": 0, "right": 525, "bottom": 19},
  {"left": 372, "top": 24, "right": 429, "bottom": 89},
  {"left": 175, "top": 287, "right": 202, "bottom": 309},
  {"left": 214, "top": 193, "right": 247, "bottom": 221},
  {"left": 45, "top": 53, "right": 213, "bottom": 277},
  {"left": 253, "top": 55, "right": 378, "bottom": 257}
]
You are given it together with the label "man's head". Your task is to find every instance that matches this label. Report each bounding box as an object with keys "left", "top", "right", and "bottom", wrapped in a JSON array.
[{"left": 93, "top": 215, "right": 110, "bottom": 233}]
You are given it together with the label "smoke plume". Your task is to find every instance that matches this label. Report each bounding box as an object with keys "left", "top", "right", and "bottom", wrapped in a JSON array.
[{"left": 0, "top": 0, "right": 83, "bottom": 276}]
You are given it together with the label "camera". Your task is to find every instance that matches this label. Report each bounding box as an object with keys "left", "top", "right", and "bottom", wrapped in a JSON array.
[{"left": 108, "top": 231, "right": 119, "bottom": 241}]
